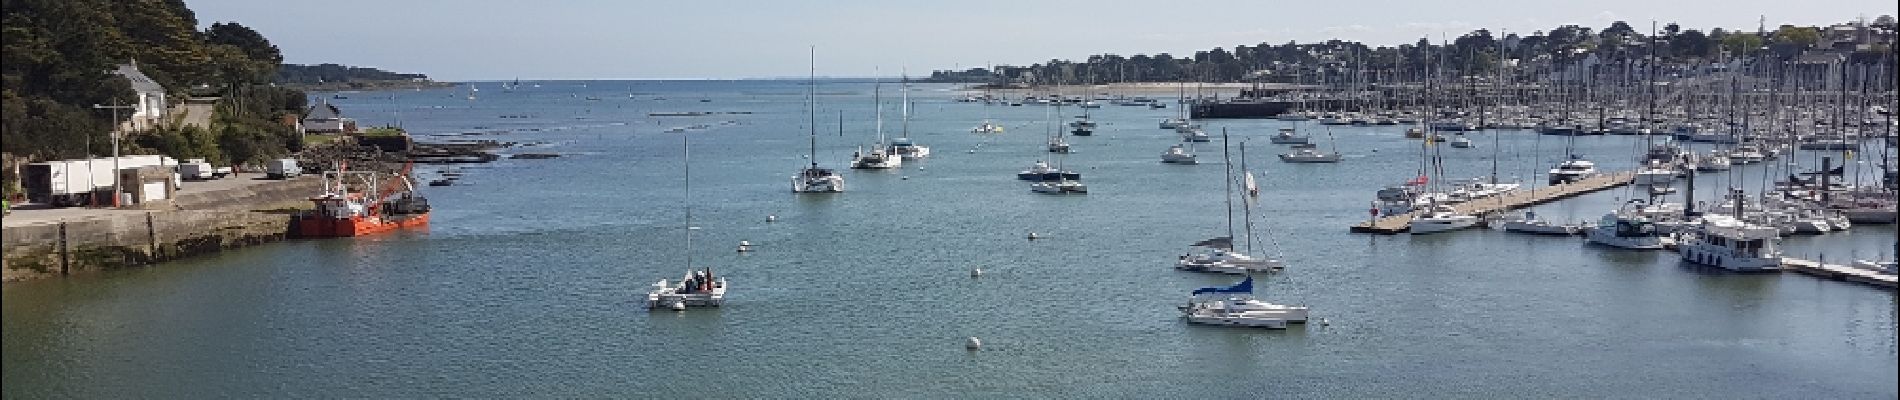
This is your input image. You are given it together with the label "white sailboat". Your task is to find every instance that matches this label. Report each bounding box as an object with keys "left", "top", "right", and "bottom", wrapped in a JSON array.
[
  {"left": 1180, "top": 276, "right": 1308, "bottom": 329},
  {"left": 850, "top": 76, "right": 902, "bottom": 170},
  {"left": 1177, "top": 131, "right": 1283, "bottom": 274},
  {"left": 647, "top": 133, "right": 728, "bottom": 309},
  {"left": 1160, "top": 143, "right": 1198, "bottom": 164},
  {"left": 890, "top": 73, "right": 931, "bottom": 160},
  {"left": 793, "top": 47, "right": 844, "bottom": 193}
]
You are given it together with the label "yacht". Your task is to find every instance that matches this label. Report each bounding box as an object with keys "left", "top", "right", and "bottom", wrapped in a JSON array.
[
  {"left": 889, "top": 76, "right": 929, "bottom": 160},
  {"left": 850, "top": 80, "right": 903, "bottom": 170},
  {"left": 1547, "top": 155, "right": 1596, "bottom": 184},
  {"left": 1499, "top": 211, "right": 1580, "bottom": 235},
  {"left": 646, "top": 269, "right": 727, "bottom": 309},
  {"left": 792, "top": 51, "right": 844, "bottom": 193},
  {"left": 1180, "top": 277, "right": 1302, "bottom": 329},
  {"left": 792, "top": 166, "right": 844, "bottom": 193},
  {"left": 1047, "top": 137, "right": 1072, "bottom": 154},
  {"left": 1016, "top": 160, "right": 1080, "bottom": 181},
  {"left": 1179, "top": 126, "right": 1211, "bottom": 142},
  {"left": 972, "top": 120, "right": 1004, "bottom": 134},
  {"left": 1410, "top": 205, "right": 1478, "bottom": 234},
  {"left": 1269, "top": 128, "right": 1310, "bottom": 145},
  {"left": 1160, "top": 144, "right": 1198, "bottom": 164},
  {"left": 1178, "top": 297, "right": 1309, "bottom": 323},
  {"left": 1176, "top": 248, "right": 1283, "bottom": 274},
  {"left": 1677, "top": 214, "right": 1782, "bottom": 272},
  {"left": 890, "top": 137, "right": 930, "bottom": 159},
  {"left": 650, "top": 133, "right": 726, "bottom": 310},
  {"left": 1633, "top": 160, "right": 1679, "bottom": 185},
  {"left": 1278, "top": 146, "right": 1342, "bottom": 163},
  {"left": 1448, "top": 134, "right": 1473, "bottom": 148},
  {"left": 1585, "top": 201, "right": 1666, "bottom": 250},
  {"left": 1728, "top": 145, "right": 1767, "bottom": 164},
  {"left": 1030, "top": 179, "right": 1087, "bottom": 194},
  {"left": 849, "top": 145, "right": 902, "bottom": 169},
  {"left": 1694, "top": 151, "right": 1731, "bottom": 172}
]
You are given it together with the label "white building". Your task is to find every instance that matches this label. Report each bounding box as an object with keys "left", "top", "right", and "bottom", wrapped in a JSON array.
[
  {"left": 301, "top": 101, "right": 352, "bottom": 134},
  {"left": 110, "top": 61, "right": 167, "bottom": 131}
]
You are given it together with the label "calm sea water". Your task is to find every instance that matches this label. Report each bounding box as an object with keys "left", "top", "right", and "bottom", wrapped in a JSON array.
[{"left": 5, "top": 80, "right": 1895, "bottom": 398}]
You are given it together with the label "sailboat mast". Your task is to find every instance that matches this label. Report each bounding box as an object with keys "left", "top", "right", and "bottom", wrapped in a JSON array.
[
  {"left": 683, "top": 131, "right": 693, "bottom": 269},
  {"left": 809, "top": 46, "right": 818, "bottom": 168},
  {"left": 1240, "top": 139, "right": 1255, "bottom": 255},
  {"left": 874, "top": 72, "right": 884, "bottom": 145},
  {"left": 901, "top": 70, "right": 911, "bottom": 139},
  {"left": 1222, "top": 128, "right": 1236, "bottom": 245}
]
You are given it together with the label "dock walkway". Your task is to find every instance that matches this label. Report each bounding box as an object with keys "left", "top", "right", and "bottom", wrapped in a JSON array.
[
  {"left": 1779, "top": 257, "right": 1897, "bottom": 290},
  {"left": 1350, "top": 172, "right": 1636, "bottom": 234}
]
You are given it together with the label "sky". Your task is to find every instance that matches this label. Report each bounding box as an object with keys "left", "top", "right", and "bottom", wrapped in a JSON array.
[{"left": 186, "top": 0, "right": 1898, "bottom": 81}]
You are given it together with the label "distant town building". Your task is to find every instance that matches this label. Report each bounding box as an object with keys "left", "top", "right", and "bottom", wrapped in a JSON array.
[{"left": 109, "top": 60, "right": 167, "bottom": 131}]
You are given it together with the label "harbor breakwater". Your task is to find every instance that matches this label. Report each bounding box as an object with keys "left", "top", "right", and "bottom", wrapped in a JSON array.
[{"left": 2, "top": 178, "right": 322, "bottom": 282}]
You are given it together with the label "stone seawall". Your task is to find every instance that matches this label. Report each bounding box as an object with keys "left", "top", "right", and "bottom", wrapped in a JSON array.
[{"left": 3, "top": 177, "right": 323, "bottom": 282}]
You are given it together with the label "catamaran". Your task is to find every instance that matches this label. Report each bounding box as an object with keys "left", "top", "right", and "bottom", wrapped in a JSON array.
[
  {"left": 793, "top": 47, "right": 845, "bottom": 193},
  {"left": 850, "top": 76, "right": 902, "bottom": 170},
  {"left": 890, "top": 73, "right": 931, "bottom": 160}
]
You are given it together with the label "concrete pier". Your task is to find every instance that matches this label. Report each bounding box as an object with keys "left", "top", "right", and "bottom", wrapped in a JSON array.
[
  {"left": 1351, "top": 171, "right": 1636, "bottom": 234},
  {"left": 1779, "top": 257, "right": 1898, "bottom": 290},
  {"left": 3, "top": 175, "right": 322, "bottom": 282}
]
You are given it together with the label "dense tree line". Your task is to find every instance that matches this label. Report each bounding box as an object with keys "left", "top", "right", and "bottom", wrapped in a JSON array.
[
  {"left": 2, "top": 0, "right": 305, "bottom": 187},
  {"left": 276, "top": 63, "right": 429, "bottom": 85},
  {"left": 929, "top": 18, "right": 1897, "bottom": 85}
]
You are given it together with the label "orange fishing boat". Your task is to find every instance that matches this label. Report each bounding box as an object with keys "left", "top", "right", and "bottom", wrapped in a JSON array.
[{"left": 294, "top": 163, "right": 431, "bottom": 238}]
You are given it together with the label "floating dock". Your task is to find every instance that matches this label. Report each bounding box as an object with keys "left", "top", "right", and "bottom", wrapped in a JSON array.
[
  {"left": 1779, "top": 257, "right": 1898, "bottom": 290},
  {"left": 1350, "top": 172, "right": 1636, "bottom": 234}
]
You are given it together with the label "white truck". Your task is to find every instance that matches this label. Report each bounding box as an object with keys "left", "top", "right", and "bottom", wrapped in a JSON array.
[
  {"left": 22, "top": 155, "right": 177, "bottom": 206},
  {"left": 178, "top": 159, "right": 217, "bottom": 181},
  {"left": 266, "top": 158, "right": 301, "bottom": 179}
]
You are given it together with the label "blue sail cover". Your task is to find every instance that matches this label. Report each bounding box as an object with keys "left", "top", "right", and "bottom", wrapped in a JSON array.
[{"left": 1191, "top": 276, "right": 1254, "bottom": 295}]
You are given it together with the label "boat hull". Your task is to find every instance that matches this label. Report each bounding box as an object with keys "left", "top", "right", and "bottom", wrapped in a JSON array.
[{"left": 295, "top": 213, "right": 430, "bottom": 238}]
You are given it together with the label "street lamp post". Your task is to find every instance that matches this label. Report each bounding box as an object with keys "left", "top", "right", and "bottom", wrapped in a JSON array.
[{"left": 93, "top": 100, "right": 135, "bottom": 208}]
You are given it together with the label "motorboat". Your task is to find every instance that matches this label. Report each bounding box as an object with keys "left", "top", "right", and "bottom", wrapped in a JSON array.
[
  {"left": 1585, "top": 202, "right": 1666, "bottom": 250},
  {"left": 1410, "top": 205, "right": 1478, "bottom": 234},
  {"left": 1278, "top": 146, "right": 1341, "bottom": 163},
  {"left": 1160, "top": 144, "right": 1199, "bottom": 164},
  {"left": 1159, "top": 117, "right": 1188, "bottom": 129},
  {"left": 1547, "top": 155, "right": 1596, "bottom": 184},
  {"left": 1269, "top": 128, "right": 1310, "bottom": 145},
  {"left": 1500, "top": 211, "right": 1580, "bottom": 235},
  {"left": 646, "top": 269, "right": 727, "bottom": 309},
  {"left": 1677, "top": 214, "right": 1782, "bottom": 272}
]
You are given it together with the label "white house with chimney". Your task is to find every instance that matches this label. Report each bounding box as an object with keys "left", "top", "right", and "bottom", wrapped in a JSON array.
[{"left": 110, "top": 60, "right": 167, "bottom": 131}]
